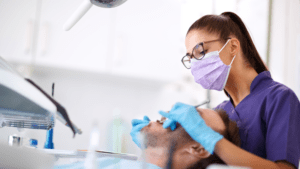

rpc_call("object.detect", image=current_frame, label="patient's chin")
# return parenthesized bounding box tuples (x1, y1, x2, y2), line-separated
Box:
(145, 132, 159, 148)
(142, 130, 171, 149)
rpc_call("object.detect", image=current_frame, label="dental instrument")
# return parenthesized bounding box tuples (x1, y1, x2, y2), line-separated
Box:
(44, 83, 55, 149)
(158, 100, 210, 124)
(194, 100, 210, 108)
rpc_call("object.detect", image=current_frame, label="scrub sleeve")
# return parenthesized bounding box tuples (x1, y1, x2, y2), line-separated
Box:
(214, 71, 300, 168)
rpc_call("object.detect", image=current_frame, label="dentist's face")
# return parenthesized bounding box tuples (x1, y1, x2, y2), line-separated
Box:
(185, 29, 232, 66)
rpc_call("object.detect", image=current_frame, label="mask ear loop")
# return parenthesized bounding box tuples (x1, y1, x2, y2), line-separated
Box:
(229, 55, 236, 66)
(221, 54, 236, 90)
(218, 39, 231, 54)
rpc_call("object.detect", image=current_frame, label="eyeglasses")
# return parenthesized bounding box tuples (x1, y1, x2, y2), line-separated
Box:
(181, 38, 230, 69)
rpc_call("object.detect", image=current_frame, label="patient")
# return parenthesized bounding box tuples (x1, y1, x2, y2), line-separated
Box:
(141, 108, 240, 169)
(53, 109, 240, 169)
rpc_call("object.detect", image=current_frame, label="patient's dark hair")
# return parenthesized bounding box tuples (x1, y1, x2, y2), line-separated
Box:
(187, 109, 240, 169)
(142, 109, 240, 169)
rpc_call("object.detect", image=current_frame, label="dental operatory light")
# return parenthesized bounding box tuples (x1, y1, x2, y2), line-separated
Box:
(63, 0, 127, 31)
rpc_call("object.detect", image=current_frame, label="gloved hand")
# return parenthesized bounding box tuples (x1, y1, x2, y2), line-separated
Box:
(162, 119, 177, 131)
(160, 104, 180, 131)
(130, 116, 150, 148)
(159, 102, 223, 154)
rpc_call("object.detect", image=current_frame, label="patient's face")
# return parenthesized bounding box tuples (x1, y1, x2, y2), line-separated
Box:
(140, 120, 173, 149)
(140, 108, 226, 169)
(141, 108, 225, 147)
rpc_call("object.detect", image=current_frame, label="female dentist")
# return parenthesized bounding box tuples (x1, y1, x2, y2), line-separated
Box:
(131, 12, 300, 169)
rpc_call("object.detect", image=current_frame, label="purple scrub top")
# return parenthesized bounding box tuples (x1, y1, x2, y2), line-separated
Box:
(214, 71, 300, 168)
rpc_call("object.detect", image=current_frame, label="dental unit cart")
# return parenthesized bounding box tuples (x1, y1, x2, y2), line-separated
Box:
(0, 56, 137, 168)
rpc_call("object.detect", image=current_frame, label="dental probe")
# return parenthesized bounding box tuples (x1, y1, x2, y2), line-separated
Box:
(157, 100, 210, 124)
(194, 100, 210, 108)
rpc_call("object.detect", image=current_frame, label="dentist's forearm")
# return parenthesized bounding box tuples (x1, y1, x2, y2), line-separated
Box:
(214, 138, 287, 169)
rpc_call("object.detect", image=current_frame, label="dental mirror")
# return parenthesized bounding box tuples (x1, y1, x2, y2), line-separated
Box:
(158, 100, 210, 124)
(194, 100, 210, 108)
(63, 0, 127, 31)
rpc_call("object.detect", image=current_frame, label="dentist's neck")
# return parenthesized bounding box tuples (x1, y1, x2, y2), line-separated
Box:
(224, 57, 258, 107)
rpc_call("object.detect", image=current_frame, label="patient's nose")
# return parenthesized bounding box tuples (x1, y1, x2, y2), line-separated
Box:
(157, 117, 167, 124)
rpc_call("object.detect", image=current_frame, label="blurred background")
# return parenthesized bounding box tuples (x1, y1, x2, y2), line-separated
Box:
(0, 0, 299, 157)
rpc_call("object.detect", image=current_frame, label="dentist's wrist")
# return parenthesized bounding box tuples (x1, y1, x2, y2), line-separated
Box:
(190, 122, 224, 154)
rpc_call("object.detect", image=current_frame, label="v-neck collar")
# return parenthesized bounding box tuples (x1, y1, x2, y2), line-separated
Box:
(226, 71, 273, 109)
(249, 71, 273, 93)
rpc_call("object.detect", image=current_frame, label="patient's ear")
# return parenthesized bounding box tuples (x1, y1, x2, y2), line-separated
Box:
(186, 142, 211, 159)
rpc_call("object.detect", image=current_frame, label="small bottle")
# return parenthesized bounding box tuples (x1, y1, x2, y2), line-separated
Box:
(84, 122, 100, 169)
(21, 137, 38, 148)
(112, 108, 122, 153)
(8, 135, 22, 147)
(29, 139, 38, 148)
(44, 128, 54, 149)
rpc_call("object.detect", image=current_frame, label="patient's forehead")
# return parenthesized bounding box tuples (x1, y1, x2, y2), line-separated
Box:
(197, 108, 226, 134)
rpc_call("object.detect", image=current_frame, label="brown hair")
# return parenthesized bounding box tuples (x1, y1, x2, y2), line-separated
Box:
(187, 12, 268, 74)
(187, 109, 240, 169)
(143, 109, 240, 168)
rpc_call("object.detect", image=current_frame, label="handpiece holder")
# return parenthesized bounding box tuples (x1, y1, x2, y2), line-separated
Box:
(0, 56, 81, 136)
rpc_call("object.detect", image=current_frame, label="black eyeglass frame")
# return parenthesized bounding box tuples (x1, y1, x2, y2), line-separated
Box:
(181, 38, 231, 69)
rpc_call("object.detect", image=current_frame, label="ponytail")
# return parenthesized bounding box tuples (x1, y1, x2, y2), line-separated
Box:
(221, 12, 268, 73)
(187, 12, 268, 74)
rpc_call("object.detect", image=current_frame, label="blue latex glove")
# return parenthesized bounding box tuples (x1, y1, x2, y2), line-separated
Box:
(161, 104, 180, 131)
(162, 119, 177, 131)
(159, 102, 223, 154)
(130, 116, 150, 148)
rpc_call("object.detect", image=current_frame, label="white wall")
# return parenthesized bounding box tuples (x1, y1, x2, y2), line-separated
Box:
(269, 0, 300, 95)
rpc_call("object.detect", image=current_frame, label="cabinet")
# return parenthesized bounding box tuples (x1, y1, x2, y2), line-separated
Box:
(111, 0, 183, 81)
(0, 0, 184, 82)
(0, 0, 37, 64)
(35, 0, 111, 72)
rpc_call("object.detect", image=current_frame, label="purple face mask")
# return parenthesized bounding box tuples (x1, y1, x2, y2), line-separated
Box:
(191, 40, 236, 91)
